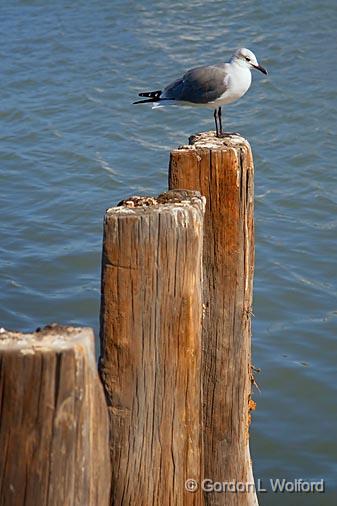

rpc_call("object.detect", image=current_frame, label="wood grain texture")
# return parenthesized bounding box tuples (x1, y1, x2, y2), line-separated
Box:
(169, 133, 257, 506)
(0, 324, 111, 506)
(99, 191, 205, 506)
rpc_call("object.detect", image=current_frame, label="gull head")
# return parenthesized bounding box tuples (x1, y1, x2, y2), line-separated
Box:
(232, 48, 267, 75)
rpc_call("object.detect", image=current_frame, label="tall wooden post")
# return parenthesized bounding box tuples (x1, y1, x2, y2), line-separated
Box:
(169, 132, 257, 506)
(0, 324, 111, 506)
(99, 191, 205, 505)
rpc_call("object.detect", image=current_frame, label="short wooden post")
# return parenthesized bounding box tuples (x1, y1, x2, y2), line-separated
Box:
(0, 324, 111, 506)
(169, 132, 257, 506)
(99, 191, 205, 505)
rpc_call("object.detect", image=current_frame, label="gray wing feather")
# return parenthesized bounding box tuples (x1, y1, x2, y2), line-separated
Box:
(163, 64, 230, 103)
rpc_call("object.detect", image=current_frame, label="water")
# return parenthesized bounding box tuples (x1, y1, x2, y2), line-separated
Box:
(1, 1, 336, 503)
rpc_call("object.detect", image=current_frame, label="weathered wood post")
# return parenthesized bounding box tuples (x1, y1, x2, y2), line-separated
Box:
(99, 191, 205, 505)
(169, 132, 257, 505)
(0, 324, 111, 506)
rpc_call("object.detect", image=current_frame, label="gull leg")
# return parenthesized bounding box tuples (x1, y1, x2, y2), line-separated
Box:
(213, 109, 219, 137)
(217, 107, 241, 137)
(218, 107, 223, 136)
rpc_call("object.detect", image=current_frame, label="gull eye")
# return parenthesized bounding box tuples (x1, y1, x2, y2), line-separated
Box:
(245, 56, 250, 62)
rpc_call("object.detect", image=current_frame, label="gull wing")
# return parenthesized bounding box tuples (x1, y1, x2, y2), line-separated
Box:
(162, 63, 230, 104)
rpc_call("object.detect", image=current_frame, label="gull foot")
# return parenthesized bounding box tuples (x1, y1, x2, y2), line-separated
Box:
(217, 131, 241, 138)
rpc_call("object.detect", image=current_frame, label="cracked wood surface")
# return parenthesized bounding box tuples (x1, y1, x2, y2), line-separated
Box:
(99, 191, 205, 505)
(0, 324, 111, 506)
(169, 132, 257, 506)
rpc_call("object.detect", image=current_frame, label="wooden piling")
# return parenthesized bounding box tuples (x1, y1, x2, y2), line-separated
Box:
(99, 191, 205, 505)
(0, 324, 111, 506)
(169, 132, 257, 506)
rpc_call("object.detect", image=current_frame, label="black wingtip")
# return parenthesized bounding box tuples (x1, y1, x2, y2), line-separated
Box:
(138, 90, 162, 99)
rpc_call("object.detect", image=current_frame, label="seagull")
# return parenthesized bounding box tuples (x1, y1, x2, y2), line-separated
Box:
(133, 48, 267, 137)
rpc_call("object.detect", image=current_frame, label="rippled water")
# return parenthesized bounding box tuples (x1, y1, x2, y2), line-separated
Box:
(1, 1, 336, 504)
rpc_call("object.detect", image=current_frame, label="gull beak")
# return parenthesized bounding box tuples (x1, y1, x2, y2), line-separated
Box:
(254, 63, 268, 75)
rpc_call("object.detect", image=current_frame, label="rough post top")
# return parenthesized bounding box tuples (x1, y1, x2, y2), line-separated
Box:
(0, 323, 95, 352)
(175, 131, 251, 152)
(106, 189, 206, 217)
